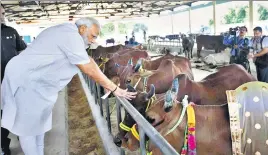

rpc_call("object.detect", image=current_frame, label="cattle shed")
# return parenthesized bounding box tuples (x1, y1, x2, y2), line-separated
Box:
(1, 1, 267, 155)
(1, 0, 260, 36)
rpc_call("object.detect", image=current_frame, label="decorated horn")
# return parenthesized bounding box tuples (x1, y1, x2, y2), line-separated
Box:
(134, 62, 141, 72)
(115, 63, 120, 68)
(164, 90, 173, 112)
(128, 58, 133, 65)
(146, 84, 155, 100)
(134, 59, 142, 72)
(171, 78, 179, 94)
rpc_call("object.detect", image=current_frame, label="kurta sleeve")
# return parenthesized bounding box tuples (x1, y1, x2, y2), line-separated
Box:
(262, 37, 268, 48)
(58, 32, 90, 65)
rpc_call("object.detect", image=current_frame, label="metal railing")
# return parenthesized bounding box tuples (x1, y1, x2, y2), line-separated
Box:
(80, 72, 180, 155)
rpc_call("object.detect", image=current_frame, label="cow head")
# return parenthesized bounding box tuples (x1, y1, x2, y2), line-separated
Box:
(125, 59, 153, 88)
(145, 92, 186, 135)
(114, 84, 156, 148)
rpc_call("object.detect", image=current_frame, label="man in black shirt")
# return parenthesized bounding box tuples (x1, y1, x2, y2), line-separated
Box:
(1, 3, 27, 155)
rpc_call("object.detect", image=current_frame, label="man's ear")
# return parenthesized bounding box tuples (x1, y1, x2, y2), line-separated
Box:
(78, 25, 87, 35)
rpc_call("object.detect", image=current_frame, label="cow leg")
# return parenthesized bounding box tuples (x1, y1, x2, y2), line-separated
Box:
(197, 45, 202, 58)
(191, 48, 193, 59)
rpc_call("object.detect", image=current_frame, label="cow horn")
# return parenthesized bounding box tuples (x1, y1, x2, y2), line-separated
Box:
(146, 84, 155, 100)
(115, 63, 120, 68)
(134, 59, 142, 71)
(164, 90, 173, 112)
(128, 58, 133, 66)
(171, 78, 179, 94)
(126, 84, 136, 92)
(134, 62, 141, 72)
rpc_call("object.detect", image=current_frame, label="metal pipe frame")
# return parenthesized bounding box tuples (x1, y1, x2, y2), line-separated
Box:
(116, 97, 179, 155)
(78, 72, 121, 155)
(80, 72, 179, 155)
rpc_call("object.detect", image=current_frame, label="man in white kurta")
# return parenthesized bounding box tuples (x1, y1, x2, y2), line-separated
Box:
(1, 17, 136, 155)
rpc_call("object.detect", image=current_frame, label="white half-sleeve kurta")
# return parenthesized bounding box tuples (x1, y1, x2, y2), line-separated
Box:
(1, 23, 90, 136)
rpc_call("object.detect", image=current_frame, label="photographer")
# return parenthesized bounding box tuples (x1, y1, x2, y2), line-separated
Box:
(223, 26, 249, 64)
(248, 26, 268, 82)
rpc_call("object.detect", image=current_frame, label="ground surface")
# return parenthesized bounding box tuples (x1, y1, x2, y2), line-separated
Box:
(68, 75, 105, 155)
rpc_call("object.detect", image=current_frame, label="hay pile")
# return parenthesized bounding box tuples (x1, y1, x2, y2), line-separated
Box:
(68, 75, 105, 155)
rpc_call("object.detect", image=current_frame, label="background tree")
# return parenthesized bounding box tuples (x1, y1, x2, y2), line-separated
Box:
(100, 22, 115, 37)
(118, 22, 128, 34)
(132, 23, 148, 33)
(258, 5, 268, 21)
(222, 6, 248, 24)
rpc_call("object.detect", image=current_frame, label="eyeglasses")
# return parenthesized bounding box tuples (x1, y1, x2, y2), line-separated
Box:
(91, 34, 98, 39)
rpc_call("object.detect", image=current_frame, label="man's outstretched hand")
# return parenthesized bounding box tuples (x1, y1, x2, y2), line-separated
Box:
(112, 87, 137, 100)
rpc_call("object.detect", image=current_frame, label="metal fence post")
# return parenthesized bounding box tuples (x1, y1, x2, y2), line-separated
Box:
(105, 98, 112, 133)
(139, 126, 146, 155)
(96, 84, 104, 116)
(116, 98, 126, 155)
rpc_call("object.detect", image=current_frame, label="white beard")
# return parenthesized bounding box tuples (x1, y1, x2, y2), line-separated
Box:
(82, 31, 90, 49)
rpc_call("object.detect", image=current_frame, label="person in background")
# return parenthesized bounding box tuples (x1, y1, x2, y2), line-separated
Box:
(1, 3, 27, 155)
(248, 26, 268, 82)
(124, 36, 129, 45)
(223, 26, 249, 64)
(1, 17, 136, 155)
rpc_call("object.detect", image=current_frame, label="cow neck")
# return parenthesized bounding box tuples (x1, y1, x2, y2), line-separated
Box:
(148, 103, 197, 155)
(183, 81, 201, 105)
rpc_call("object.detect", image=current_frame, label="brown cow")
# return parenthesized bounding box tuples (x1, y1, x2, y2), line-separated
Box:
(163, 64, 256, 111)
(125, 58, 194, 94)
(87, 44, 125, 58)
(119, 64, 256, 151)
(196, 35, 227, 58)
(103, 49, 150, 83)
(113, 84, 165, 148)
(109, 52, 192, 88)
(145, 83, 268, 155)
(145, 95, 232, 155)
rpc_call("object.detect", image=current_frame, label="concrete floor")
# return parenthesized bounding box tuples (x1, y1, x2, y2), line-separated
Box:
(8, 88, 68, 155)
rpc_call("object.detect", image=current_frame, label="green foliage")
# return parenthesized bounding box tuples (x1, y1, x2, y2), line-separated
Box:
(118, 23, 128, 34)
(258, 5, 268, 21)
(132, 23, 148, 33)
(101, 23, 115, 37)
(209, 19, 214, 27)
(223, 6, 248, 24)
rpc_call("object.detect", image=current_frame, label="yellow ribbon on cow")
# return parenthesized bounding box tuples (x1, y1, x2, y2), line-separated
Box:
(119, 122, 131, 132)
(98, 57, 109, 68)
(131, 124, 140, 141)
(187, 104, 196, 133)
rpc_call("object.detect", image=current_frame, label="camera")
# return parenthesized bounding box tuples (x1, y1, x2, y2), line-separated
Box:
(229, 27, 240, 36)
